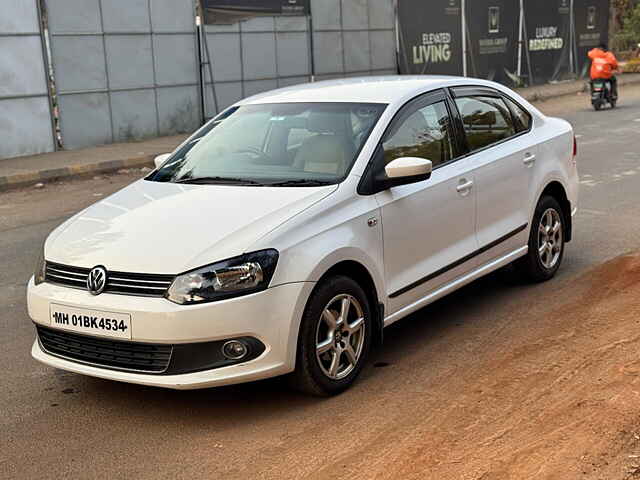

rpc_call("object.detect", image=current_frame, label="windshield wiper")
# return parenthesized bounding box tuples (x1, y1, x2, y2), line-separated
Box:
(174, 176, 265, 185)
(266, 179, 334, 187)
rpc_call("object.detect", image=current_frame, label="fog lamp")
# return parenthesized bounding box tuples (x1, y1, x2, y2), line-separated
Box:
(222, 340, 248, 360)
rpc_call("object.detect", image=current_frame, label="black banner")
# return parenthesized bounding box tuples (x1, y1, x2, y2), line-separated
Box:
(398, 0, 463, 76)
(465, 0, 520, 86)
(201, 0, 309, 24)
(574, 0, 610, 77)
(524, 0, 572, 84)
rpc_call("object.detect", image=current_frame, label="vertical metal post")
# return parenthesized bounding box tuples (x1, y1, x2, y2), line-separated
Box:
(147, 0, 161, 137)
(308, 13, 315, 82)
(37, 0, 60, 150)
(197, 0, 217, 118)
(96, 0, 115, 143)
(461, 0, 467, 77)
(523, 8, 534, 85)
(569, 0, 575, 75)
(393, 0, 400, 74)
(196, 21, 206, 124)
(517, 0, 524, 77)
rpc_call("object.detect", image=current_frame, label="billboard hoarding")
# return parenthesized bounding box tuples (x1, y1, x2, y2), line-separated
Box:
(398, 0, 463, 76)
(574, 0, 610, 78)
(466, 0, 520, 86)
(523, 0, 573, 84)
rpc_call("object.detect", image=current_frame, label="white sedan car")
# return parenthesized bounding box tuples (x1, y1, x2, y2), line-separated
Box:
(28, 76, 578, 395)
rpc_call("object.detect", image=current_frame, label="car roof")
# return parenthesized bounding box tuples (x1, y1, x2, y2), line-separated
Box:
(234, 75, 547, 123)
(238, 75, 504, 106)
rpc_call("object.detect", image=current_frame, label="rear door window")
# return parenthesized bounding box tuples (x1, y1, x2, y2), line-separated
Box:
(454, 96, 517, 152)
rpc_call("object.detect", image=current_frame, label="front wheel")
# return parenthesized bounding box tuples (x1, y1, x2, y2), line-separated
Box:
(290, 275, 372, 396)
(513, 196, 565, 282)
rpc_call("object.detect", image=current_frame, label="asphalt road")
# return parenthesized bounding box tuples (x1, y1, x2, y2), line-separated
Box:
(2, 85, 640, 479)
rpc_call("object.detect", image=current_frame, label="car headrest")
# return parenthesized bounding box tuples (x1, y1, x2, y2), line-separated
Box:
(307, 111, 345, 134)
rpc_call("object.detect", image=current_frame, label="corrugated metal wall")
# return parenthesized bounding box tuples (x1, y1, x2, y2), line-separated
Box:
(0, 0, 55, 158)
(46, 0, 201, 150)
(1, 0, 397, 158)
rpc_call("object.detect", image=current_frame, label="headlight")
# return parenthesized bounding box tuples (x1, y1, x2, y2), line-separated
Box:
(34, 247, 46, 285)
(166, 249, 279, 305)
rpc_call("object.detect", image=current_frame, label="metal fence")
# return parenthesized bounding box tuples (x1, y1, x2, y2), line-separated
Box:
(311, 0, 397, 80)
(201, 0, 398, 119)
(202, 14, 313, 119)
(0, 0, 55, 158)
(1, 0, 397, 158)
(46, 0, 201, 150)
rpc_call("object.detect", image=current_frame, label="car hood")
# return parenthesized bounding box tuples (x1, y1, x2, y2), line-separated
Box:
(46, 179, 337, 274)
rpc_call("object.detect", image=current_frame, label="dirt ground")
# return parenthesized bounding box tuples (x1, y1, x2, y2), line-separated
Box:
(303, 254, 640, 480)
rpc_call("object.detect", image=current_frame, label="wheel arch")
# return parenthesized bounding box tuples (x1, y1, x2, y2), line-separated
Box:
(315, 260, 384, 348)
(539, 181, 572, 242)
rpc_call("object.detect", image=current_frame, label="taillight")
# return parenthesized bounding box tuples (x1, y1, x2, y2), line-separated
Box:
(572, 135, 577, 159)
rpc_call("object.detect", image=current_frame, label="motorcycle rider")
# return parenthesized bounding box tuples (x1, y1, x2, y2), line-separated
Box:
(588, 43, 619, 100)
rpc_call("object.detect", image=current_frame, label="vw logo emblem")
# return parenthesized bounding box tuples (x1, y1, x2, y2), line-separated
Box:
(87, 266, 107, 295)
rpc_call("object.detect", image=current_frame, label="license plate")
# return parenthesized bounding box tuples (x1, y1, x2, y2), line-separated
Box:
(49, 303, 132, 339)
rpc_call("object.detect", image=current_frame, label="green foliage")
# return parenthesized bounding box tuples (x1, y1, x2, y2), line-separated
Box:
(613, 4, 640, 52)
(621, 4, 640, 42)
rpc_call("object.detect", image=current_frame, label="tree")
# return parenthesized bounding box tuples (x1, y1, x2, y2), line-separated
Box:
(613, 1, 640, 51)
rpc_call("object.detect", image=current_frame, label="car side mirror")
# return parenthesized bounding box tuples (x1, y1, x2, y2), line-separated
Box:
(154, 153, 171, 169)
(378, 157, 432, 190)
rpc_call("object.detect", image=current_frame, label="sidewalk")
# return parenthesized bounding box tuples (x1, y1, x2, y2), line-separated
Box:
(2, 73, 640, 192)
(0, 134, 187, 192)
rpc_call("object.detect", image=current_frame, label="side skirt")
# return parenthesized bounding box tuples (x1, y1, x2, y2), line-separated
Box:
(383, 246, 528, 327)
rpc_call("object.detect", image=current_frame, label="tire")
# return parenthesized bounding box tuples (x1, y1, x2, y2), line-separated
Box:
(593, 100, 602, 111)
(610, 99, 617, 108)
(289, 275, 372, 396)
(513, 195, 566, 283)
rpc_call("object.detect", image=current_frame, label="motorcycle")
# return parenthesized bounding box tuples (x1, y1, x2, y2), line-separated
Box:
(590, 79, 616, 110)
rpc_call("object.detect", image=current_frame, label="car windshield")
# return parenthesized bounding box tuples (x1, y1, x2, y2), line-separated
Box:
(147, 102, 387, 186)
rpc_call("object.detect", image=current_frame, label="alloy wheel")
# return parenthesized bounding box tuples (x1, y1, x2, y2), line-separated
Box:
(537, 208, 563, 269)
(315, 294, 366, 380)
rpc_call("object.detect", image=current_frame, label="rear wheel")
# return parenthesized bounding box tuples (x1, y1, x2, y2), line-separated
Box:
(290, 275, 372, 396)
(513, 196, 565, 282)
(593, 100, 602, 111)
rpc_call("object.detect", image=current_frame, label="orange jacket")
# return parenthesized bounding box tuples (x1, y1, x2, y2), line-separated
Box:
(588, 48, 618, 79)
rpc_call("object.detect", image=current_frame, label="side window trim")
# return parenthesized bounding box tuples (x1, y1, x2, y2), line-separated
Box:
(447, 86, 532, 159)
(501, 94, 533, 134)
(380, 90, 447, 143)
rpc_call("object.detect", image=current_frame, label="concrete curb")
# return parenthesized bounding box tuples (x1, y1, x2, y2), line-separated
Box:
(0, 154, 155, 193)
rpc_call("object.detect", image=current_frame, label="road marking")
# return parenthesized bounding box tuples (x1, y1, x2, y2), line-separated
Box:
(575, 134, 584, 139)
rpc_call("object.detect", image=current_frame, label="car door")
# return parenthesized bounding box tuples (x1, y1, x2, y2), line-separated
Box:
(450, 88, 534, 263)
(373, 90, 479, 315)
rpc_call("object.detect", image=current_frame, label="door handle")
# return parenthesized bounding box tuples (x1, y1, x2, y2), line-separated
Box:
(523, 153, 536, 165)
(456, 179, 474, 193)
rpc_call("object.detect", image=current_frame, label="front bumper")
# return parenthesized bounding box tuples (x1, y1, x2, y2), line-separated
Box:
(28, 278, 314, 389)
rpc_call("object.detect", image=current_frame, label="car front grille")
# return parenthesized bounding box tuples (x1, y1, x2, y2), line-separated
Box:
(37, 325, 172, 373)
(45, 261, 174, 297)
